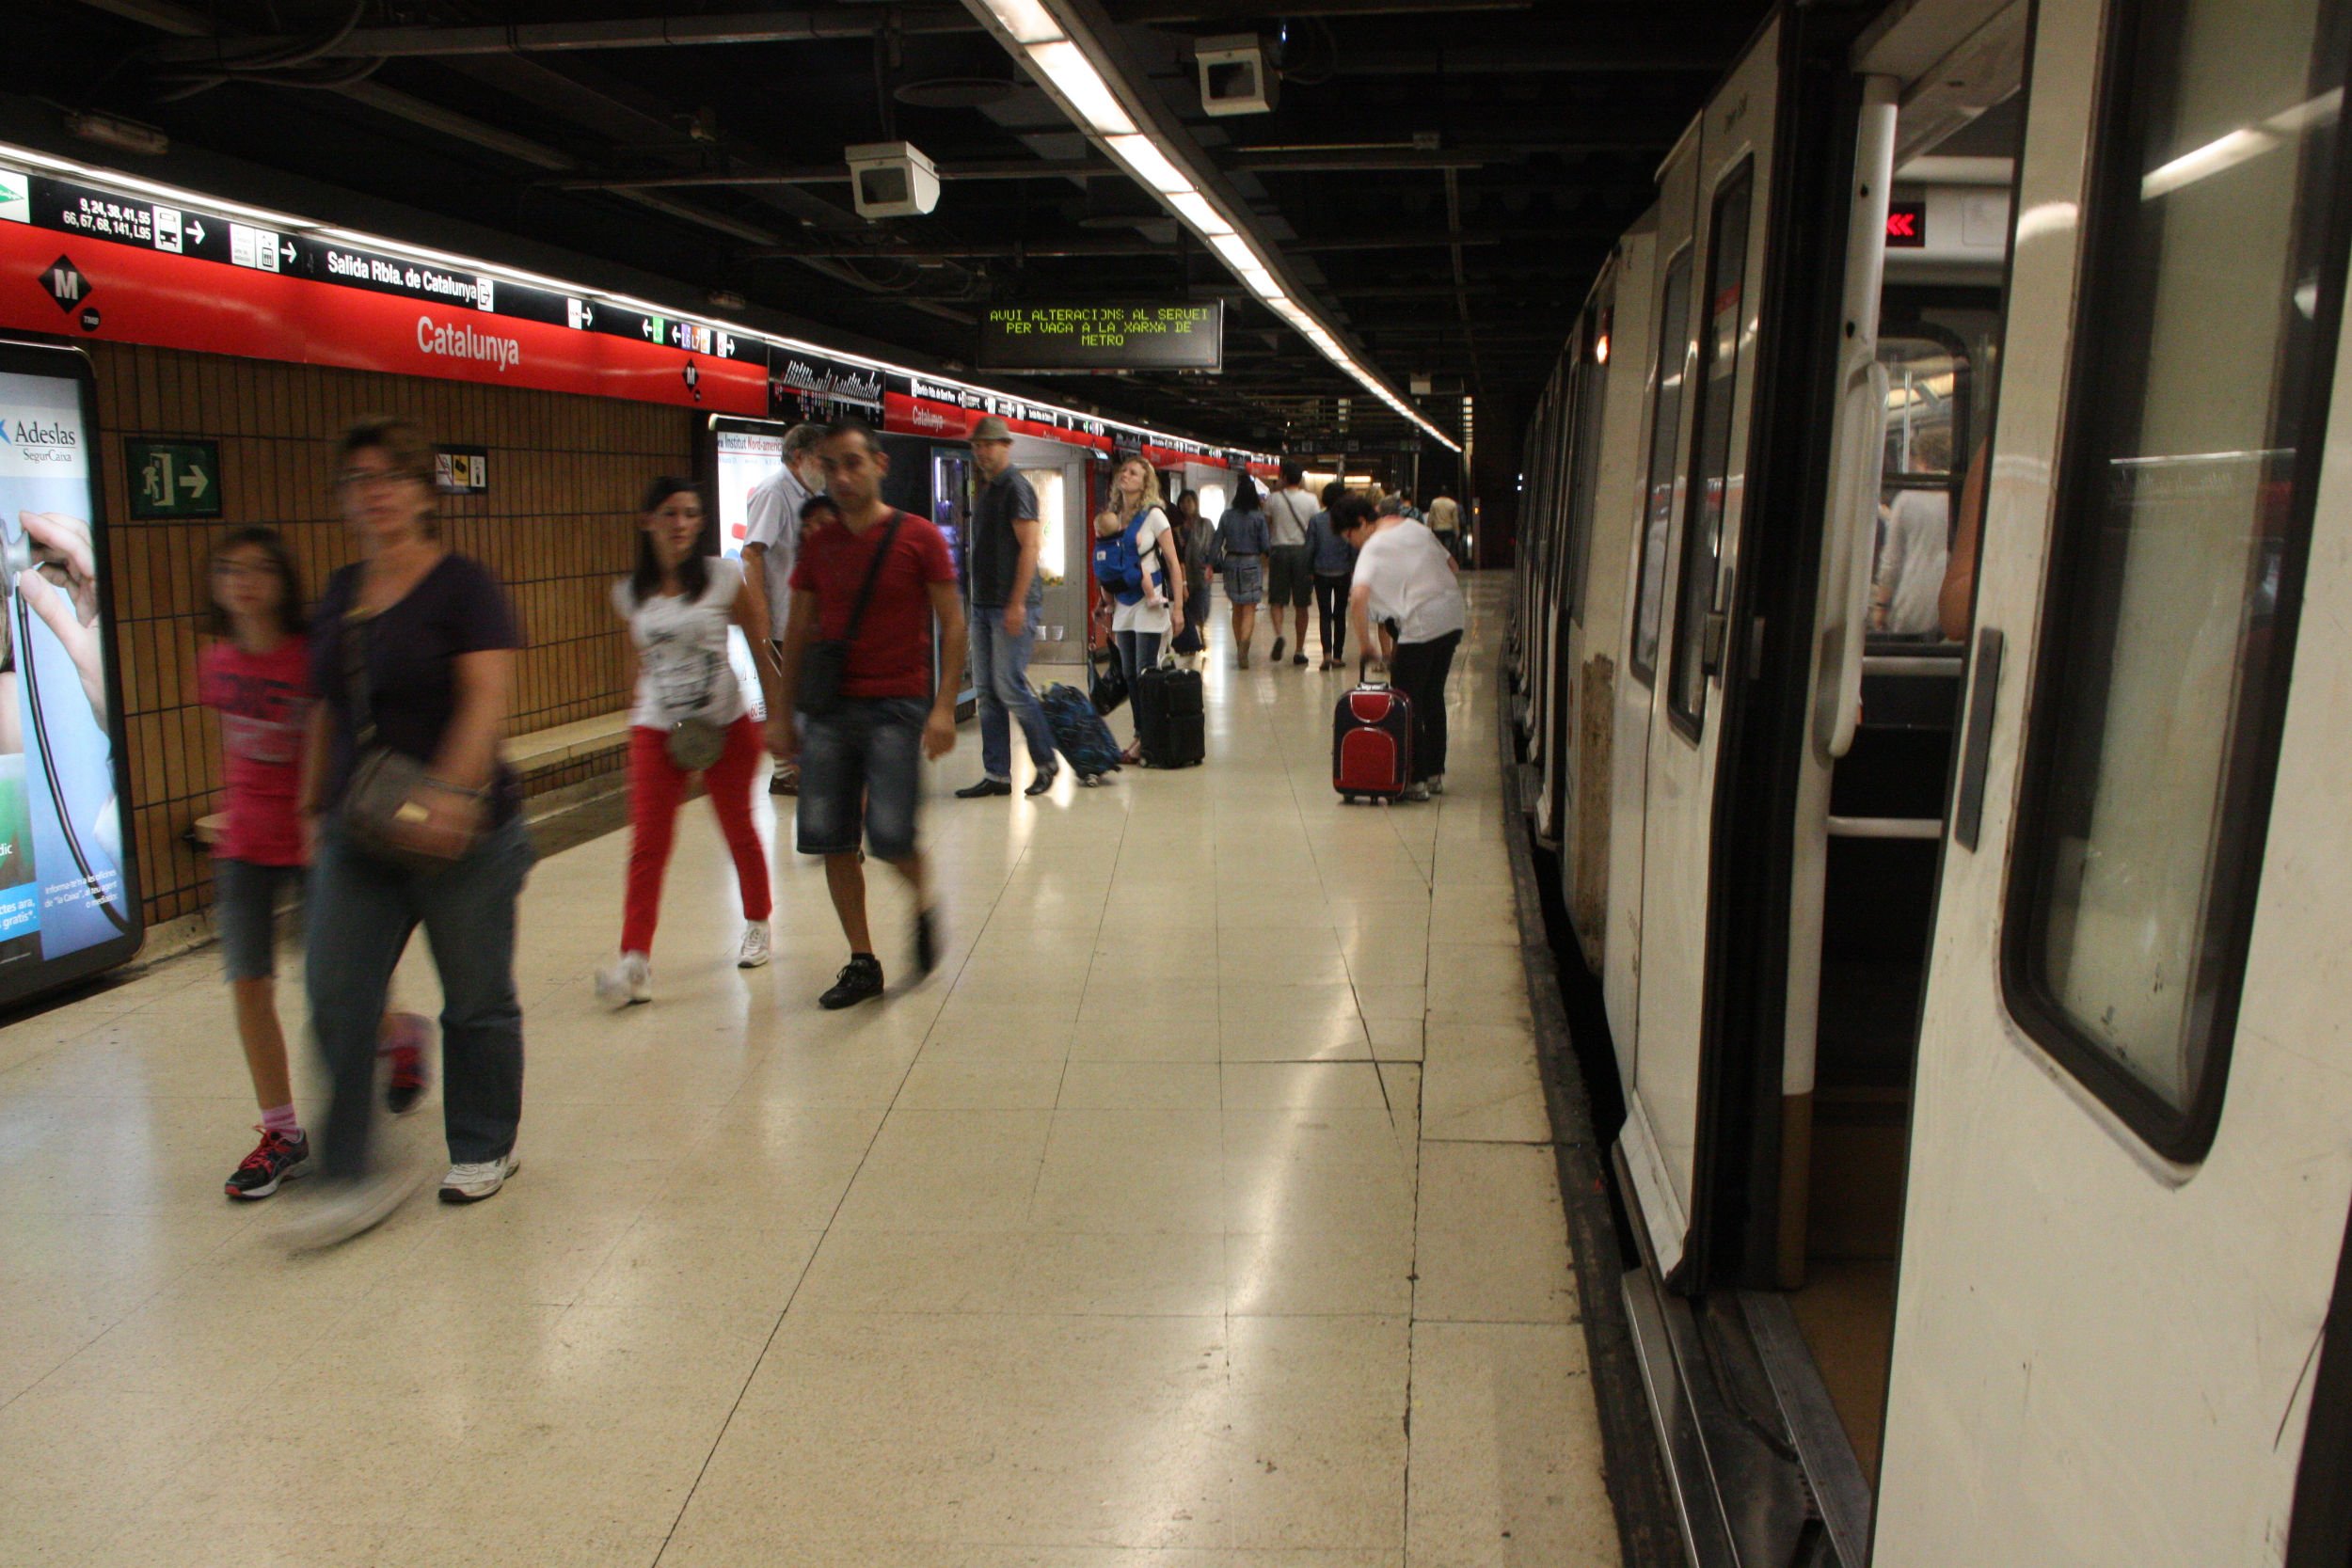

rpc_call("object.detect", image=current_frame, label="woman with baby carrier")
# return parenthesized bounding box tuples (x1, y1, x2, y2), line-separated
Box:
(1092, 456, 1185, 767)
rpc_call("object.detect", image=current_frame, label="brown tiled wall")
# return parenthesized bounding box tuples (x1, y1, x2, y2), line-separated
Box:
(89, 344, 691, 927)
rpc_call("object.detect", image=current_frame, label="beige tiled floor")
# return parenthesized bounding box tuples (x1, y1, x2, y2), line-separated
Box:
(0, 577, 1616, 1566)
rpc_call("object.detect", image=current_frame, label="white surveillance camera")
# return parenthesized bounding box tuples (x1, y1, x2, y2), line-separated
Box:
(844, 142, 941, 218)
(1195, 35, 1278, 117)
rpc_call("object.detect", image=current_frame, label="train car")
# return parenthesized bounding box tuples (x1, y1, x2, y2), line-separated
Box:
(1512, 0, 2352, 1562)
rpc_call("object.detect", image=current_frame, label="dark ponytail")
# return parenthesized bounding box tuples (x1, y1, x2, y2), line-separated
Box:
(630, 476, 711, 606)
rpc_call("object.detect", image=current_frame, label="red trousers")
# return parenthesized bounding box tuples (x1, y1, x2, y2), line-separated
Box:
(623, 714, 771, 956)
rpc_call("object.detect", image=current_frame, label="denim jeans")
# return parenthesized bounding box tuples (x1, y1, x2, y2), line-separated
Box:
(306, 815, 534, 1180)
(969, 597, 1057, 783)
(1114, 629, 1163, 695)
(795, 697, 930, 861)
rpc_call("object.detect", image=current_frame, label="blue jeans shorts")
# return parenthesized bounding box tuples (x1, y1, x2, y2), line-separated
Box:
(215, 857, 302, 982)
(796, 696, 929, 862)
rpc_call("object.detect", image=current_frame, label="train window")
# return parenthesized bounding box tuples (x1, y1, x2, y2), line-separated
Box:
(1873, 332, 1969, 641)
(1668, 162, 1756, 733)
(2004, 0, 2352, 1160)
(1629, 249, 1694, 683)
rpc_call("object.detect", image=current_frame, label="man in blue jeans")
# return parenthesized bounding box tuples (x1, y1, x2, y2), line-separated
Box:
(954, 416, 1060, 799)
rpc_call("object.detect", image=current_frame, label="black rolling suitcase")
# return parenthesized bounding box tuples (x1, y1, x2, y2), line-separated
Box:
(1333, 677, 1412, 802)
(1134, 657, 1205, 768)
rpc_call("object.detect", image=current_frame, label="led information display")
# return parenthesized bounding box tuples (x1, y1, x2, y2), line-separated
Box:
(977, 303, 1222, 373)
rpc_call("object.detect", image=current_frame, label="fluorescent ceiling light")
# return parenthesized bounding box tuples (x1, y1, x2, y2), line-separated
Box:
(1024, 42, 1135, 135)
(1207, 231, 1260, 272)
(1166, 191, 1232, 235)
(981, 0, 1065, 44)
(1104, 135, 1192, 196)
(5, 146, 317, 230)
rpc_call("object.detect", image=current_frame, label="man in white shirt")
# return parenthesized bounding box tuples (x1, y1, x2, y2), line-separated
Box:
(1340, 493, 1466, 801)
(1263, 461, 1320, 667)
(741, 422, 824, 793)
(1425, 494, 1462, 562)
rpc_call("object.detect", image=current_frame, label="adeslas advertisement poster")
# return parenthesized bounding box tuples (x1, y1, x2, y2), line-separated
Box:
(0, 350, 137, 993)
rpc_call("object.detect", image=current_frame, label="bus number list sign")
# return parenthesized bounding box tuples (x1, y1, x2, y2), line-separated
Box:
(977, 304, 1222, 373)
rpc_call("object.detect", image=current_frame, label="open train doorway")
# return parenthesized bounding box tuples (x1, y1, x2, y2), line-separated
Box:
(1776, 0, 2026, 1498)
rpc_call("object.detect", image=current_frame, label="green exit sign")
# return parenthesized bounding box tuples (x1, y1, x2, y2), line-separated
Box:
(127, 439, 222, 519)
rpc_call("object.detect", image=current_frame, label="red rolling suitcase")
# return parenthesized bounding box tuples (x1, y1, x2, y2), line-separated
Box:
(1333, 679, 1413, 803)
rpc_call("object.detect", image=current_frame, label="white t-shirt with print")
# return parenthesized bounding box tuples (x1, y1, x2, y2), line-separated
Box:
(1111, 507, 1175, 634)
(1351, 518, 1467, 646)
(615, 557, 749, 729)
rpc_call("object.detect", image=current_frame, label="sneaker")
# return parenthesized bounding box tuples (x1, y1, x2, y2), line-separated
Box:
(381, 1012, 433, 1116)
(1270, 636, 1286, 662)
(226, 1128, 311, 1200)
(955, 778, 1012, 799)
(595, 951, 653, 1008)
(913, 907, 941, 982)
(280, 1163, 429, 1251)
(769, 764, 800, 797)
(1403, 781, 1432, 802)
(1292, 650, 1309, 666)
(1429, 773, 1446, 796)
(738, 921, 771, 970)
(440, 1153, 519, 1204)
(820, 955, 885, 1010)
(1025, 766, 1058, 798)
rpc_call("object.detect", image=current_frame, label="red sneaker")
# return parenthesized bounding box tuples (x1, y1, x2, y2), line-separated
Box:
(381, 1012, 434, 1116)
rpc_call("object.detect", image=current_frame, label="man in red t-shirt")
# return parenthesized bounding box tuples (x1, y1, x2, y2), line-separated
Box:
(777, 418, 967, 1009)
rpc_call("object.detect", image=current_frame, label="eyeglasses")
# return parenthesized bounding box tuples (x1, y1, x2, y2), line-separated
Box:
(332, 467, 420, 492)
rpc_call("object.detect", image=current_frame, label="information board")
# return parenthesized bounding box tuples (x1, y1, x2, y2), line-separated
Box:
(0, 340, 141, 1004)
(977, 304, 1222, 373)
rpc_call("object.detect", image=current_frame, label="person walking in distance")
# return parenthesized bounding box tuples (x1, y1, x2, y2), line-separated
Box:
(1305, 483, 1358, 670)
(954, 417, 1059, 800)
(596, 479, 790, 1008)
(1338, 493, 1466, 801)
(774, 420, 967, 1009)
(1263, 461, 1319, 667)
(201, 527, 433, 1199)
(1425, 491, 1463, 564)
(288, 417, 533, 1247)
(740, 422, 824, 796)
(1213, 475, 1269, 668)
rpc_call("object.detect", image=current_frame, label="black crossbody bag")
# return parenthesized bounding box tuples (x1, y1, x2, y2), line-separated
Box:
(795, 515, 902, 719)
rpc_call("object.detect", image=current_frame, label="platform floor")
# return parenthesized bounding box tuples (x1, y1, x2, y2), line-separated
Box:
(0, 575, 1617, 1567)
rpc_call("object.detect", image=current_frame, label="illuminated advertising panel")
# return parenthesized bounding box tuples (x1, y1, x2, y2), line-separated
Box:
(0, 341, 139, 1001)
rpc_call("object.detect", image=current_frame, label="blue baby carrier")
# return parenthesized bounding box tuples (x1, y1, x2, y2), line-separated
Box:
(1090, 511, 1152, 605)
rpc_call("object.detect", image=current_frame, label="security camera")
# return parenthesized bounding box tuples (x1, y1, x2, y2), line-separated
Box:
(845, 142, 941, 218)
(1195, 35, 1278, 117)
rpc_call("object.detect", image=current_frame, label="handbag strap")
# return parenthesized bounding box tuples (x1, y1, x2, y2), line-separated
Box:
(839, 514, 904, 647)
(341, 602, 379, 750)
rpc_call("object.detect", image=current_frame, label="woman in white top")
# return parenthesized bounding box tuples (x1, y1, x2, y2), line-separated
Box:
(1338, 494, 1467, 800)
(596, 477, 788, 1006)
(1105, 455, 1185, 765)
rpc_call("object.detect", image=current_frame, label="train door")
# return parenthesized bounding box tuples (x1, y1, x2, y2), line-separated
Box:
(1607, 197, 1699, 1085)
(1873, 0, 2352, 1560)
(1623, 20, 1782, 1275)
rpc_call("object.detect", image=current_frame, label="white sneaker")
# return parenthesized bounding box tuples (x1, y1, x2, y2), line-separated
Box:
(1403, 781, 1432, 802)
(595, 951, 652, 1007)
(280, 1163, 429, 1252)
(440, 1153, 519, 1204)
(737, 921, 771, 969)
(1429, 774, 1446, 796)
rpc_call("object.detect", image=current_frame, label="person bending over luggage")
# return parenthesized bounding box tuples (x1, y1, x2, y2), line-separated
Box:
(773, 420, 966, 1010)
(1338, 493, 1466, 802)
